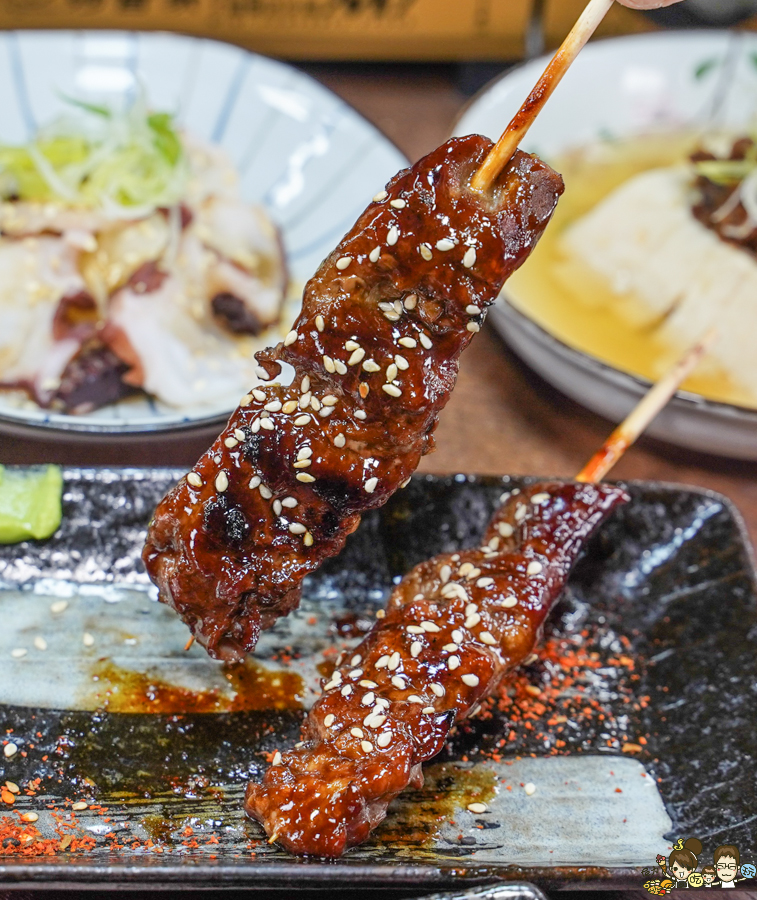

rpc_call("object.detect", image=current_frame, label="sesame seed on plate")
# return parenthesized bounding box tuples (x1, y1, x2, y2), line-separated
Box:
(382, 384, 402, 397)
(467, 322, 480, 333)
(83, 633, 95, 647)
(387, 226, 399, 246)
(215, 472, 229, 493)
(410, 641, 422, 658)
(399, 337, 416, 348)
(3, 743, 17, 758)
(436, 238, 455, 251)
(50, 600, 68, 614)
(336, 256, 352, 270)
(361, 740, 374, 753)
(467, 801, 487, 813)
(463, 247, 477, 268)
(365, 477, 378, 494)
(10, 648, 26, 659)
(377, 732, 392, 748)
(72, 801, 88, 811)
(284, 329, 298, 346)
(527, 561, 543, 575)
(369, 246, 381, 263)
(297, 473, 316, 483)
(187, 472, 202, 487)
(420, 243, 433, 261)
(324, 714, 335, 727)
(462, 673, 480, 687)
(390, 198, 406, 208)
(448, 656, 460, 670)
(34, 636, 47, 651)
(315, 315, 325, 332)
(373, 190, 388, 202)
(524, 782, 536, 795)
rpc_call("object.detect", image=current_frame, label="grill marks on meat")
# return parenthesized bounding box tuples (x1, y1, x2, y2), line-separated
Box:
(244, 481, 629, 857)
(143, 136, 564, 661)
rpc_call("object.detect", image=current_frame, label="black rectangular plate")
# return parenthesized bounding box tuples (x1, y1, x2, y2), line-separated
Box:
(0, 469, 755, 891)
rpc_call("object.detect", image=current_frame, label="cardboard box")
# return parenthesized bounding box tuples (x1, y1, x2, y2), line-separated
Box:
(0, 0, 655, 61)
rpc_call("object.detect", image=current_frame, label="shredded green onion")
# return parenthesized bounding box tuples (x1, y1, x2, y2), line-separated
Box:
(695, 159, 757, 186)
(0, 94, 187, 215)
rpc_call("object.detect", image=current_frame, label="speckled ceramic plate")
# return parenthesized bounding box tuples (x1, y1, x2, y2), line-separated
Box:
(455, 31, 757, 461)
(0, 31, 406, 442)
(0, 469, 755, 890)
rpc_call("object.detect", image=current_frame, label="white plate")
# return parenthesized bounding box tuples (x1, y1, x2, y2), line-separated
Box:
(0, 30, 407, 440)
(455, 31, 757, 461)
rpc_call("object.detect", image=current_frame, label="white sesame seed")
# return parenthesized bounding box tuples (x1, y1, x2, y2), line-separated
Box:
(282, 497, 298, 508)
(362, 360, 380, 374)
(288, 523, 307, 535)
(390, 198, 406, 208)
(515, 504, 527, 521)
(466, 304, 481, 316)
(272, 751, 282, 766)
(336, 256, 352, 270)
(462, 673, 480, 687)
(465, 613, 481, 629)
(251, 419, 261, 433)
(365, 477, 378, 494)
(355, 409, 367, 420)
(420, 333, 433, 349)
(362, 692, 375, 706)
(297, 446, 313, 460)
(463, 247, 477, 268)
(255, 366, 270, 381)
(71, 800, 88, 811)
(480, 632, 497, 646)
(467, 322, 480, 333)
(394, 355, 409, 371)
(377, 732, 392, 748)
(407, 695, 423, 703)
(300, 376, 310, 392)
(294, 415, 310, 426)
(459, 562, 474, 577)
(335, 359, 348, 375)
(443, 643, 459, 653)
(467, 802, 487, 814)
(240, 394, 253, 407)
(50, 600, 68, 614)
(375, 656, 390, 669)
(440, 564, 451, 583)
(187, 472, 202, 488)
(366, 714, 386, 728)
(348, 348, 365, 366)
(388, 651, 401, 670)
(399, 337, 417, 348)
(404, 294, 418, 310)
(34, 636, 47, 651)
(406, 625, 424, 635)
(297, 473, 316, 483)
(315, 315, 325, 332)
(323, 355, 336, 374)
(452, 629, 464, 644)
(234, 429, 246, 441)
(361, 740, 374, 753)
(3, 743, 17, 758)
(369, 246, 381, 263)
(284, 330, 298, 346)
(261, 419, 274, 431)
(498, 522, 514, 538)
(391, 676, 405, 689)
(527, 561, 543, 576)
(323, 678, 339, 691)
(421, 621, 440, 633)
(351, 654, 362, 666)
(273, 499, 282, 515)
(477, 577, 494, 588)
(345, 339, 358, 350)
(373, 190, 388, 202)
(436, 238, 455, 251)
(10, 648, 27, 659)
(264, 401, 282, 412)
(310, 396, 321, 411)
(253, 389, 266, 401)
(466, 603, 478, 615)
(410, 641, 422, 658)
(385, 363, 398, 383)
(382, 384, 402, 398)
(324, 713, 335, 727)
(351, 727, 364, 738)
(524, 782, 536, 796)
(387, 226, 399, 246)
(420, 243, 433, 261)
(531, 492, 550, 505)
(249, 475, 261, 489)
(448, 656, 460, 671)
(83, 633, 95, 647)
(341, 685, 353, 697)
(260, 485, 273, 499)
(333, 433, 346, 449)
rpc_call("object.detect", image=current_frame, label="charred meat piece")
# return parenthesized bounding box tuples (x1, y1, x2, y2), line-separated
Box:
(245, 481, 629, 856)
(143, 135, 564, 661)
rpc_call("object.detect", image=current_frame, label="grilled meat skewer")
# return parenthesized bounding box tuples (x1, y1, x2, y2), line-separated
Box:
(245, 480, 629, 856)
(143, 135, 564, 661)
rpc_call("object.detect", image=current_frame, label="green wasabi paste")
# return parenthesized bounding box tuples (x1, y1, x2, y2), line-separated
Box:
(0, 465, 63, 543)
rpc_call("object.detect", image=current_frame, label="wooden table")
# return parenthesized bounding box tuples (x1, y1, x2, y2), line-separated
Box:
(4, 62, 757, 551)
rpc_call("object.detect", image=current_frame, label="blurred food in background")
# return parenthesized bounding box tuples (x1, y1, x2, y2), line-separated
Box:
(0, 97, 286, 415)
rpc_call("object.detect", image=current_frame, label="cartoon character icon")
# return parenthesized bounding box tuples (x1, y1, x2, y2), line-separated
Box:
(741, 863, 756, 880)
(701, 865, 718, 887)
(714, 844, 742, 887)
(644, 878, 674, 895)
(689, 872, 704, 888)
(667, 837, 703, 889)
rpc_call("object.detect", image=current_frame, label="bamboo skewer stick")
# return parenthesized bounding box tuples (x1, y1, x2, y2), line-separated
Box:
(470, 0, 615, 194)
(575, 327, 718, 484)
